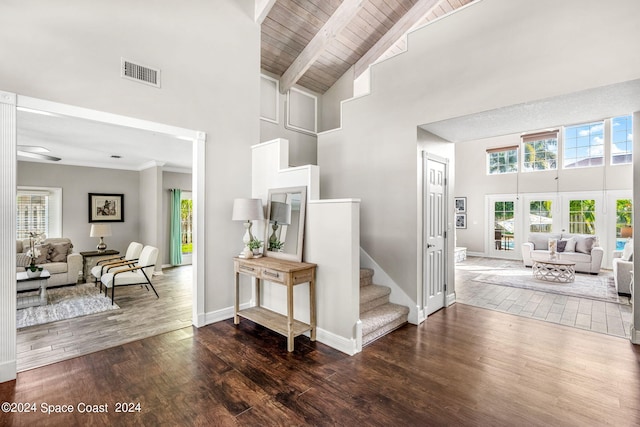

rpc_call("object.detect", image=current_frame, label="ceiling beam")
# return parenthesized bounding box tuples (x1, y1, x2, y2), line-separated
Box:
(255, 0, 276, 24)
(354, 0, 443, 78)
(279, 0, 364, 94)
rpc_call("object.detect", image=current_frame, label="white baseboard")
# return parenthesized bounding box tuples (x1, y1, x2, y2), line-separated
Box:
(631, 325, 640, 345)
(200, 302, 252, 326)
(416, 306, 426, 325)
(467, 251, 485, 257)
(446, 292, 456, 306)
(316, 327, 359, 356)
(0, 359, 17, 383)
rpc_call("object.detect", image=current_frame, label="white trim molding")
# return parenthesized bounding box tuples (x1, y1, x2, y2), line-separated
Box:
(317, 326, 359, 356)
(631, 326, 640, 345)
(0, 90, 17, 383)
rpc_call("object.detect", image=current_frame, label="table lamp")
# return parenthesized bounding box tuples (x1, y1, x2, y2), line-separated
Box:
(232, 198, 264, 257)
(90, 223, 112, 252)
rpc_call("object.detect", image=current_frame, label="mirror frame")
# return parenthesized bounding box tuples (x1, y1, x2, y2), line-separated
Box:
(265, 186, 307, 262)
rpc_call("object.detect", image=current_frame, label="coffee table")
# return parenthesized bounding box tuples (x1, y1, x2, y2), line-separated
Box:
(532, 259, 576, 283)
(17, 270, 51, 309)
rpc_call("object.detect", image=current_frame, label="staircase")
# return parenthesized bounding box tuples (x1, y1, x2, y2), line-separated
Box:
(360, 268, 410, 346)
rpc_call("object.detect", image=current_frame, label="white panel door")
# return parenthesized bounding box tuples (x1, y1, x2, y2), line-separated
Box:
(424, 156, 447, 316)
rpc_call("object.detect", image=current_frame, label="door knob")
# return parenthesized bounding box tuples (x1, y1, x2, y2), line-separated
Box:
(427, 244, 434, 248)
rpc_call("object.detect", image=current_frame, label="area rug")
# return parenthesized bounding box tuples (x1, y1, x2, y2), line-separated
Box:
(471, 268, 626, 304)
(17, 283, 120, 329)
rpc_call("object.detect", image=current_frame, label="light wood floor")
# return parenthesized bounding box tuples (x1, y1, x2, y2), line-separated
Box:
(16, 266, 192, 372)
(2, 303, 639, 426)
(456, 257, 633, 338)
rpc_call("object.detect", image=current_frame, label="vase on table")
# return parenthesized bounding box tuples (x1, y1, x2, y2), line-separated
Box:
(26, 268, 42, 278)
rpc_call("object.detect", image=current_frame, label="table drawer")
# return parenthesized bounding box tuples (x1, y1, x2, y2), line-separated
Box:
(237, 263, 260, 275)
(261, 267, 284, 283)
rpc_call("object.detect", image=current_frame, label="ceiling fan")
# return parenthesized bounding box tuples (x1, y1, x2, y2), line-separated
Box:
(17, 145, 61, 162)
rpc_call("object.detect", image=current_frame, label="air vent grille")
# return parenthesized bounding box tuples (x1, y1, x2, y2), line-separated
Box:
(121, 58, 160, 88)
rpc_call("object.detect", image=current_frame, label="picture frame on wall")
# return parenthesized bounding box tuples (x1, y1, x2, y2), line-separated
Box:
(88, 193, 124, 223)
(455, 197, 466, 213)
(456, 213, 467, 229)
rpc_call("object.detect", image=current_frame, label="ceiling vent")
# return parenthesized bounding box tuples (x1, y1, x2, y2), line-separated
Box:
(121, 58, 160, 88)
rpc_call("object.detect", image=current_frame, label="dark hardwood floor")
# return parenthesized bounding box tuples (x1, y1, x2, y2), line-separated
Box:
(2, 303, 639, 426)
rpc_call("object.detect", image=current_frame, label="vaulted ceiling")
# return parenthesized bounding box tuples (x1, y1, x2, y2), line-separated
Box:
(260, 0, 474, 94)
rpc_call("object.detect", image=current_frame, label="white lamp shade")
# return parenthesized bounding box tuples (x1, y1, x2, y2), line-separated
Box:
(232, 198, 264, 221)
(90, 223, 112, 237)
(270, 201, 291, 225)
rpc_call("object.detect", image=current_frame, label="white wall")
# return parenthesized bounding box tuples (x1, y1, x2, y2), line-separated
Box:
(17, 161, 141, 253)
(320, 66, 355, 132)
(0, 0, 259, 381)
(317, 0, 640, 306)
(260, 72, 319, 166)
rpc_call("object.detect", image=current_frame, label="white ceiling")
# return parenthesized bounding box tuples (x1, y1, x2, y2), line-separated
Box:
(17, 108, 193, 172)
(420, 79, 640, 142)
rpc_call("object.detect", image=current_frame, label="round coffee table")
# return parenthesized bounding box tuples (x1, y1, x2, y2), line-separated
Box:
(532, 259, 576, 283)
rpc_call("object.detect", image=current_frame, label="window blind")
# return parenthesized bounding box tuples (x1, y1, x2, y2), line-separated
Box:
(521, 130, 558, 143)
(486, 145, 518, 154)
(16, 191, 49, 239)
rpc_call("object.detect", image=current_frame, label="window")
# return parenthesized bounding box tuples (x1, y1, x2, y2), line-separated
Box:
(569, 199, 595, 234)
(181, 196, 193, 255)
(615, 199, 633, 250)
(522, 131, 558, 171)
(611, 115, 633, 165)
(16, 187, 62, 240)
(564, 121, 604, 168)
(530, 200, 553, 232)
(487, 146, 518, 175)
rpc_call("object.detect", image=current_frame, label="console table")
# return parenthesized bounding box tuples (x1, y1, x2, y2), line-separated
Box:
(80, 250, 119, 282)
(234, 257, 317, 352)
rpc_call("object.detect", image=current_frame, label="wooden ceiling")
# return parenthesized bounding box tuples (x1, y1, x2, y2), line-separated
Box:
(261, 0, 474, 94)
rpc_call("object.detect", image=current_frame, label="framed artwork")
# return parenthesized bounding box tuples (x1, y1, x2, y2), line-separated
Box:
(455, 197, 466, 213)
(89, 193, 124, 222)
(455, 213, 467, 229)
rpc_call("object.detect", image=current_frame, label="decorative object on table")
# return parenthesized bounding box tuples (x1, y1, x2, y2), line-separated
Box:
(455, 213, 466, 229)
(90, 223, 112, 252)
(548, 238, 557, 260)
(621, 225, 633, 239)
(26, 231, 45, 277)
(265, 186, 307, 262)
(268, 200, 291, 251)
(455, 197, 466, 213)
(248, 238, 263, 257)
(88, 193, 124, 222)
(232, 198, 265, 259)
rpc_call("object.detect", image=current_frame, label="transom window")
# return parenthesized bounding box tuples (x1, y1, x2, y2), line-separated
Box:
(529, 200, 553, 232)
(564, 121, 604, 168)
(522, 131, 558, 172)
(487, 146, 518, 175)
(611, 115, 633, 165)
(569, 199, 595, 234)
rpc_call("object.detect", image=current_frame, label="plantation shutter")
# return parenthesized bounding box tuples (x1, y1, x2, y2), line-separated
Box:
(16, 190, 50, 239)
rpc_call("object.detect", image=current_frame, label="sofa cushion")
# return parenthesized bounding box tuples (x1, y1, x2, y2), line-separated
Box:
(49, 242, 71, 262)
(622, 239, 633, 261)
(560, 237, 576, 252)
(557, 251, 592, 263)
(16, 253, 31, 268)
(42, 262, 68, 274)
(574, 235, 596, 254)
(33, 243, 51, 264)
(557, 240, 568, 252)
(529, 233, 561, 250)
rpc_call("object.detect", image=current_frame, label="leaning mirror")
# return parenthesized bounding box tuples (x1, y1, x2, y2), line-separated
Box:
(265, 186, 307, 262)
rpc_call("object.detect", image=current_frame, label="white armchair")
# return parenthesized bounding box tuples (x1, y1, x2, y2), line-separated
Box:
(613, 239, 633, 296)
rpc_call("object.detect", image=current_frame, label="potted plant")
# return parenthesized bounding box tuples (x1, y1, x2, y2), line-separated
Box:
(248, 238, 263, 256)
(26, 231, 45, 277)
(268, 239, 284, 252)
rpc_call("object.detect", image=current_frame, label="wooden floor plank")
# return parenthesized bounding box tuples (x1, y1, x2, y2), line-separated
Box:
(2, 302, 640, 426)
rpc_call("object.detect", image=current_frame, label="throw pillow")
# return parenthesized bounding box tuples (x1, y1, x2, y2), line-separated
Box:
(575, 236, 596, 254)
(560, 237, 576, 252)
(49, 242, 71, 262)
(621, 239, 634, 261)
(556, 240, 568, 252)
(16, 253, 31, 268)
(33, 243, 51, 264)
(529, 233, 560, 250)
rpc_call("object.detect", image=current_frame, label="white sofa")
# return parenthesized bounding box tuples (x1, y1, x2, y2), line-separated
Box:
(522, 232, 604, 274)
(16, 237, 83, 286)
(612, 239, 633, 295)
